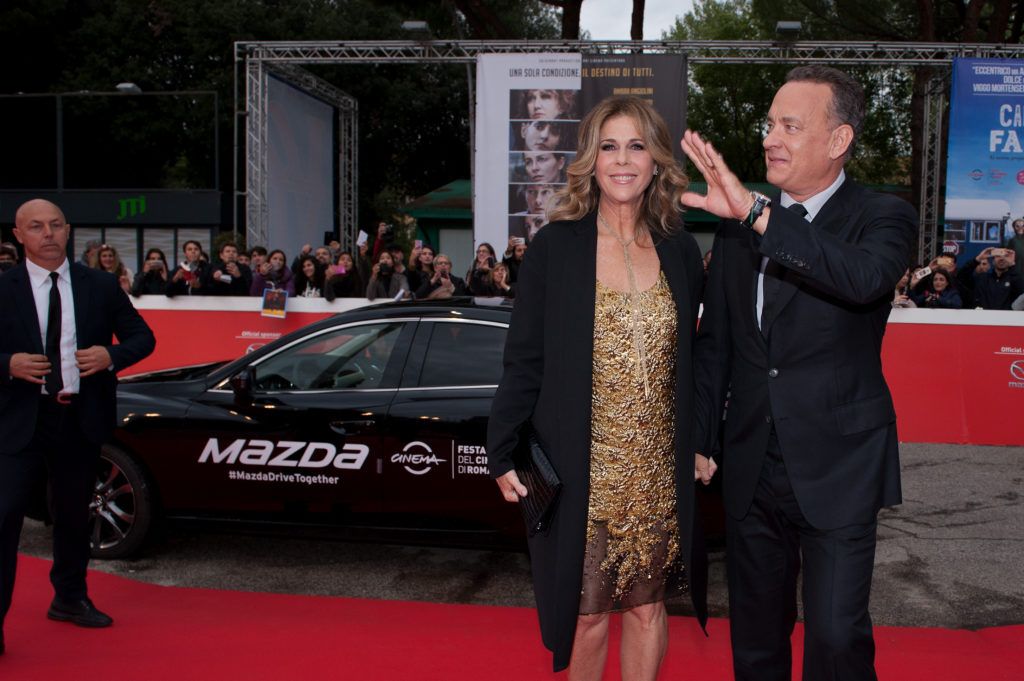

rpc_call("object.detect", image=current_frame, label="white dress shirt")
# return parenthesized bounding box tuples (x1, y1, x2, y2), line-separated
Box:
(25, 257, 80, 395)
(756, 170, 847, 329)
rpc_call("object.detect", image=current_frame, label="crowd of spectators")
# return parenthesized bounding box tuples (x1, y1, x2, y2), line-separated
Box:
(5, 218, 1024, 311)
(6, 221, 526, 302)
(895, 246, 1024, 311)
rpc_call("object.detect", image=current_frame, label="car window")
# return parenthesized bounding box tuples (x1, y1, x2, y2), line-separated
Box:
(253, 322, 405, 391)
(418, 322, 506, 388)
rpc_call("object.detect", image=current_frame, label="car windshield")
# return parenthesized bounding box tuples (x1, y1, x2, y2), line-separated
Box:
(252, 322, 404, 391)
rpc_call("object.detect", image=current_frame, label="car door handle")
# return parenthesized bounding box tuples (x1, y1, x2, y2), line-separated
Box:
(330, 419, 375, 435)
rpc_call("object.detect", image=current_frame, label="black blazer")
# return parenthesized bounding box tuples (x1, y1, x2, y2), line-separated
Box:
(487, 212, 708, 672)
(693, 178, 918, 530)
(0, 261, 156, 452)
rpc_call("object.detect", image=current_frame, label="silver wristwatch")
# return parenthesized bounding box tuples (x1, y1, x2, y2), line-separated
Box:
(742, 191, 771, 229)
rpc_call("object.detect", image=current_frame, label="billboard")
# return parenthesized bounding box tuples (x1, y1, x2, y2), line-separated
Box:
(474, 53, 687, 252)
(944, 58, 1024, 262)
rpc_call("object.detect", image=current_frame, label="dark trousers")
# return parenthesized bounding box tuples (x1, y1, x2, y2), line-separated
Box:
(0, 397, 99, 627)
(726, 432, 878, 681)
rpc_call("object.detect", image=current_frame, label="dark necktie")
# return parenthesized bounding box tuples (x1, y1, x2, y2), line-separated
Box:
(760, 203, 808, 331)
(46, 271, 64, 396)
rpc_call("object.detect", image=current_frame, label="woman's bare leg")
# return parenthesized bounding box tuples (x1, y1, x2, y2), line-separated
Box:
(620, 602, 668, 681)
(568, 613, 610, 681)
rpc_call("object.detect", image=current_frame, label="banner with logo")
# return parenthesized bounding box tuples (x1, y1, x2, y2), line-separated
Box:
(944, 57, 1024, 263)
(122, 300, 1023, 447)
(473, 53, 687, 253)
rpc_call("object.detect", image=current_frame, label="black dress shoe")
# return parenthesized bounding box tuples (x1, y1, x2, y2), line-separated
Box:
(47, 597, 113, 628)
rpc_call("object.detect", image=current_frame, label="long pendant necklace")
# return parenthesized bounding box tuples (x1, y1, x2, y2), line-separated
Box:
(598, 211, 652, 399)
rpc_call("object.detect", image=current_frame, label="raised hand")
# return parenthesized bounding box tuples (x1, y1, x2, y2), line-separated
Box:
(679, 130, 755, 222)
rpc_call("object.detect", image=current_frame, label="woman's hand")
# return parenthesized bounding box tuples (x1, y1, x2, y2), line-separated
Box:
(496, 470, 528, 502)
(679, 130, 755, 223)
(371, 263, 380, 278)
(694, 453, 717, 485)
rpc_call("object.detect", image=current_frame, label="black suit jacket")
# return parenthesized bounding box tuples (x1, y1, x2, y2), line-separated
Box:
(487, 213, 708, 672)
(694, 178, 918, 529)
(0, 261, 156, 452)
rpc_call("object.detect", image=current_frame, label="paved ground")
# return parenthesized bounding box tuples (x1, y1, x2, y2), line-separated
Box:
(18, 442, 1024, 628)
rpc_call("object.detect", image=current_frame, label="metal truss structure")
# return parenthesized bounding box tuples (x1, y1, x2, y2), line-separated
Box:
(241, 61, 358, 251)
(237, 39, 1024, 261)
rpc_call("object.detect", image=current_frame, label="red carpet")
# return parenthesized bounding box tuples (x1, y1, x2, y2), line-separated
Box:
(2, 555, 1021, 679)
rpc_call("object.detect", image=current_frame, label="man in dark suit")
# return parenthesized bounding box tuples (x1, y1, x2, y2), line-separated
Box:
(682, 67, 917, 680)
(0, 199, 155, 655)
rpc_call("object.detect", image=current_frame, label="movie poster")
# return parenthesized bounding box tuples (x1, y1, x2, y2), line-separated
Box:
(474, 53, 688, 253)
(581, 55, 688, 160)
(944, 57, 1024, 263)
(475, 53, 582, 253)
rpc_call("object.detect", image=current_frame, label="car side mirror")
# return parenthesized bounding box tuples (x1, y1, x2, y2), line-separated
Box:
(229, 366, 256, 407)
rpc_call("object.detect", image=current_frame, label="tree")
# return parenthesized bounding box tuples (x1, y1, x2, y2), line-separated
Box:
(748, 0, 1024, 237)
(0, 0, 560, 231)
(666, 1, 790, 184)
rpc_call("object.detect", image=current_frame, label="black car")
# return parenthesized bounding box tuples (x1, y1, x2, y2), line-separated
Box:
(91, 298, 523, 558)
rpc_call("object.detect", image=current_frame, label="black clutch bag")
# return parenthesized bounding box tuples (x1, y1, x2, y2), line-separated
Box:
(514, 428, 562, 536)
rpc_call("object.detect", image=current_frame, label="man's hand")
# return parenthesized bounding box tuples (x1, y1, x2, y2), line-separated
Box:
(9, 353, 50, 385)
(226, 262, 241, 277)
(76, 346, 112, 377)
(496, 469, 528, 502)
(977, 247, 995, 262)
(680, 130, 757, 224)
(695, 453, 718, 486)
(301, 243, 312, 255)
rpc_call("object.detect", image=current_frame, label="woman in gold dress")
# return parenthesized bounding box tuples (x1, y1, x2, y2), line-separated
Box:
(488, 96, 711, 679)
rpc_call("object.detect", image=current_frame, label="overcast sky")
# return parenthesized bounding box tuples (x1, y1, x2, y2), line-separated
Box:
(579, 0, 695, 40)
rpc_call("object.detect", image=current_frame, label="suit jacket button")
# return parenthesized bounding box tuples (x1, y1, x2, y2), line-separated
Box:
(765, 415, 773, 424)
(768, 368, 779, 378)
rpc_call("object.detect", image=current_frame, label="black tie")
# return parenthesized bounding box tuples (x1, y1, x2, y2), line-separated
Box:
(761, 203, 808, 331)
(46, 271, 64, 396)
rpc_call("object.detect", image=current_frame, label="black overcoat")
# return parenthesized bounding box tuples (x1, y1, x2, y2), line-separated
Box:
(487, 212, 709, 672)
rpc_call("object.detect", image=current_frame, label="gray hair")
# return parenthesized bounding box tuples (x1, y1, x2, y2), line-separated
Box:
(785, 65, 865, 160)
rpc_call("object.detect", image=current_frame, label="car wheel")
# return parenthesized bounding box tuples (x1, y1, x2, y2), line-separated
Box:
(90, 445, 153, 559)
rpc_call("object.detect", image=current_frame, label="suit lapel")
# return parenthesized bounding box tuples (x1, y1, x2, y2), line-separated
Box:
(656, 235, 692, 339)
(763, 180, 856, 337)
(12, 265, 45, 354)
(559, 214, 597, 467)
(71, 262, 91, 349)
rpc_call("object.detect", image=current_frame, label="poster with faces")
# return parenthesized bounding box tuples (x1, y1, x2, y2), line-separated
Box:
(475, 54, 581, 251)
(475, 54, 687, 254)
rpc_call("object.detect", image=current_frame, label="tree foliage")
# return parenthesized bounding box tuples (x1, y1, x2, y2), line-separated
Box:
(667, 0, 915, 186)
(0, 0, 560, 228)
(744, 0, 1024, 205)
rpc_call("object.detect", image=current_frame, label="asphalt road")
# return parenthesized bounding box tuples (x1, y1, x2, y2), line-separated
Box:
(18, 442, 1024, 629)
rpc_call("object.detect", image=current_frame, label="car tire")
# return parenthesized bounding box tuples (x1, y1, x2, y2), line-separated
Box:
(90, 445, 153, 560)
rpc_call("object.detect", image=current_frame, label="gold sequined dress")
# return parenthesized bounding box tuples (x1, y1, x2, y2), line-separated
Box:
(580, 271, 687, 614)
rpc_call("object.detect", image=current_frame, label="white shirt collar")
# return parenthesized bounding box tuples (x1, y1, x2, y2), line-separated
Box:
(25, 257, 71, 289)
(779, 169, 846, 221)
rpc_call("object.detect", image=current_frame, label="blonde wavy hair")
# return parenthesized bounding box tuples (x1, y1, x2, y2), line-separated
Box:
(547, 96, 688, 239)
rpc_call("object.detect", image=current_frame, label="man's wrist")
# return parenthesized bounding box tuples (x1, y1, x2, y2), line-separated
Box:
(741, 192, 771, 229)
